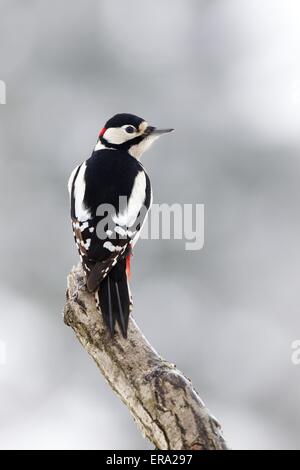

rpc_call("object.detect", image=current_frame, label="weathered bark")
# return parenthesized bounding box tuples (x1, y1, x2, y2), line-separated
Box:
(64, 263, 228, 450)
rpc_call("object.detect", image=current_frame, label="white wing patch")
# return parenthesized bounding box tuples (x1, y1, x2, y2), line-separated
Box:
(113, 171, 146, 227)
(73, 162, 91, 221)
(68, 165, 79, 195)
(114, 226, 126, 236)
(131, 182, 152, 247)
(103, 241, 124, 252)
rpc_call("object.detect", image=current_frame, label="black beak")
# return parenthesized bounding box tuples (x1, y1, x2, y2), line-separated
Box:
(148, 126, 174, 136)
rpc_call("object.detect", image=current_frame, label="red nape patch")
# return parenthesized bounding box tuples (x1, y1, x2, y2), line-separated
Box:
(126, 254, 131, 279)
(99, 127, 106, 137)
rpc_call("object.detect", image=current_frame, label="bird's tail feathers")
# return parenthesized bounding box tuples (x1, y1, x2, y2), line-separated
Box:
(96, 269, 131, 338)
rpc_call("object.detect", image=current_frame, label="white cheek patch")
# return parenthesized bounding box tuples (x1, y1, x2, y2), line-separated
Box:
(103, 121, 149, 146)
(104, 127, 130, 145)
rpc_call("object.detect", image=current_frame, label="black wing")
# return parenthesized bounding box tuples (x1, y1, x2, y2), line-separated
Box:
(69, 149, 152, 291)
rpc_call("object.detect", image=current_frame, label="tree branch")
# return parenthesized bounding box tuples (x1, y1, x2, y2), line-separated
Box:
(63, 263, 228, 450)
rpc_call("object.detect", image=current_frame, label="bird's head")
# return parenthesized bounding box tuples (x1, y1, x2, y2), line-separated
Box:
(95, 113, 174, 159)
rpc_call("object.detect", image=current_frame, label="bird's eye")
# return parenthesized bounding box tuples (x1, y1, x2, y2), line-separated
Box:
(125, 125, 136, 134)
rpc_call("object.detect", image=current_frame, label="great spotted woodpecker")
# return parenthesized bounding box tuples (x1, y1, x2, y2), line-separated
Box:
(68, 113, 173, 338)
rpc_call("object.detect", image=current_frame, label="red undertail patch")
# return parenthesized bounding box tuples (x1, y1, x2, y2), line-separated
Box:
(126, 254, 131, 279)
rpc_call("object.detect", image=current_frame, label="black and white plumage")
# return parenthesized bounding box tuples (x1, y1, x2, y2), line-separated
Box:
(68, 113, 173, 338)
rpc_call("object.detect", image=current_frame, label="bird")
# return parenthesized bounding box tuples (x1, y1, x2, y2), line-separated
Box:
(68, 113, 173, 338)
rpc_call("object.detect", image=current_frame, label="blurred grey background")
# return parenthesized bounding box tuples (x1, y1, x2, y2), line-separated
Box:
(1, 0, 300, 450)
